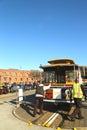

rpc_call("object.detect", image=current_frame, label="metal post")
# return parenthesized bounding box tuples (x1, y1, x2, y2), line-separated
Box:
(74, 64, 75, 81)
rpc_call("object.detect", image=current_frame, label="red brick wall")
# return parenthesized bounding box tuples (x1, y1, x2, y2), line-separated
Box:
(0, 69, 32, 84)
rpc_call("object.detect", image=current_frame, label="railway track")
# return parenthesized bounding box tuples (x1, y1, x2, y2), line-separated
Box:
(33, 111, 63, 128)
(32, 103, 73, 128)
(32, 101, 87, 129)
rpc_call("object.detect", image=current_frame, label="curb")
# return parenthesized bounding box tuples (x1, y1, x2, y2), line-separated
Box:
(12, 106, 28, 123)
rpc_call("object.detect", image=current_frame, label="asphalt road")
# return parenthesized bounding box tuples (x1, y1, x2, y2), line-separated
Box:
(0, 91, 54, 130)
(0, 90, 86, 130)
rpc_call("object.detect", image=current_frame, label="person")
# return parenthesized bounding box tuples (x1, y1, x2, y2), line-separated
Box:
(33, 83, 50, 117)
(67, 78, 86, 121)
(65, 75, 69, 82)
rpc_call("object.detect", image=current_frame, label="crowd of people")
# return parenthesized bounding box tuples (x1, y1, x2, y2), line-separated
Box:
(0, 81, 38, 95)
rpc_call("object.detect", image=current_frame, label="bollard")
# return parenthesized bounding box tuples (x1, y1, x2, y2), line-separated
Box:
(56, 127, 61, 130)
(28, 122, 33, 126)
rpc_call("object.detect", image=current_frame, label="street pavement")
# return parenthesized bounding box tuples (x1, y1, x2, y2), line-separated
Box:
(0, 90, 87, 130)
(0, 101, 86, 130)
(0, 101, 55, 130)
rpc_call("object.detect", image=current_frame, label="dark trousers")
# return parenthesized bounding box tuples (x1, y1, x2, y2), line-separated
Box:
(33, 97, 44, 115)
(71, 98, 82, 118)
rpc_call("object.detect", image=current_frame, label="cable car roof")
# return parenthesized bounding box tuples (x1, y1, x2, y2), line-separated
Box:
(48, 58, 75, 65)
(40, 58, 78, 69)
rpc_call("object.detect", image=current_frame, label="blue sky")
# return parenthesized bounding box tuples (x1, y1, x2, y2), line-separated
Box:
(0, 0, 87, 70)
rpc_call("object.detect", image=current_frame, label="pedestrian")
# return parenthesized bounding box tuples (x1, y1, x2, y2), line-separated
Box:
(33, 83, 50, 117)
(67, 78, 86, 121)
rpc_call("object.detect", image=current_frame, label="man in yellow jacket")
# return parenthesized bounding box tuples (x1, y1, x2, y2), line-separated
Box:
(67, 78, 85, 121)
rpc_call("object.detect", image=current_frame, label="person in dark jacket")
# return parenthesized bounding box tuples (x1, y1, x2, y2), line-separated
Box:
(33, 83, 50, 117)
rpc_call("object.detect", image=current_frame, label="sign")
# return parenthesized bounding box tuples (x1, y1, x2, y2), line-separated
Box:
(18, 88, 23, 102)
(53, 88, 61, 99)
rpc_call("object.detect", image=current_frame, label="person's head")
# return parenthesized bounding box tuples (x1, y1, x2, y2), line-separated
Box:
(75, 78, 78, 83)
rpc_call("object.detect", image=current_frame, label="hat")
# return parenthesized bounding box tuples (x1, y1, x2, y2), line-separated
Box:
(39, 84, 44, 87)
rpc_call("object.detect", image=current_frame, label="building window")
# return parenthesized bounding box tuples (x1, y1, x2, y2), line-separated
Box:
(26, 73, 28, 77)
(4, 77, 7, 82)
(26, 78, 28, 81)
(14, 78, 17, 81)
(9, 77, 11, 82)
(8, 72, 12, 76)
(15, 72, 17, 76)
(20, 78, 22, 81)
(4, 72, 7, 76)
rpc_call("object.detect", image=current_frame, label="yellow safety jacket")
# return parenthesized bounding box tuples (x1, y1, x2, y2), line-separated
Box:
(0, 84, 3, 90)
(73, 83, 83, 98)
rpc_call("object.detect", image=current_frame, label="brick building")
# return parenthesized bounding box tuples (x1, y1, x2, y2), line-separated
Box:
(0, 69, 34, 84)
